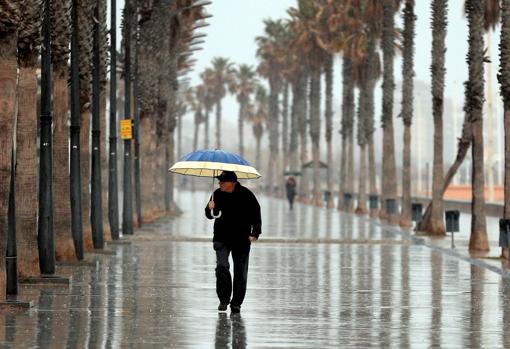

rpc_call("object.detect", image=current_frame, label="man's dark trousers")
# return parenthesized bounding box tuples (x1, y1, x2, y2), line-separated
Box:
(214, 241, 250, 306)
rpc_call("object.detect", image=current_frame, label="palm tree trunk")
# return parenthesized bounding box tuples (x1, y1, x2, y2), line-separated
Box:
(140, 116, 152, 217)
(298, 75, 309, 202)
(365, 34, 379, 218)
(289, 82, 299, 173)
(340, 57, 354, 211)
(380, 0, 398, 224)
(204, 110, 210, 149)
(309, 68, 321, 206)
(400, 0, 416, 228)
(267, 79, 280, 196)
(424, 0, 448, 235)
(80, 108, 93, 249)
(0, 35, 17, 296)
(215, 101, 221, 148)
(256, 135, 261, 173)
(16, 66, 39, 277)
(193, 115, 199, 150)
(500, 0, 510, 258)
(470, 119, 489, 251)
(337, 137, 346, 210)
(238, 102, 244, 156)
(356, 144, 368, 214)
(504, 105, 510, 257)
(282, 83, 289, 172)
(100, 90, 110, 239)
(53, 74, 76, 261)
(400, 124, 412, 227)
(346, 132, 355, 212)
(324, 55, 334, 208)
(368, 136, 378, 217)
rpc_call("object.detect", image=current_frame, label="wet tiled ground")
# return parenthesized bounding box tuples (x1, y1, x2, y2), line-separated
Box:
(2, 190, 510, 348)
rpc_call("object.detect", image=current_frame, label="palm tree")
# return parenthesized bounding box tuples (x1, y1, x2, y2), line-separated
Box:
(417, 0, 448, 235)
(78, 0, 95, 248)
(465, 0, 494, 252)
(399, 0, 416, 228)
(199, 68, 215, 149)
(251, 86, 268, 171)
(499, 0, 510, 258)
(257, 19, 288, 196)
(210, 57, 234, 149)
(52, 0, 75, 260)
(0, 2, 21, 297)
(16, 0, 42, 277)
(231, 64, 258, 157)
(98, 0, 109, 237)
(380, 0, 400, 224)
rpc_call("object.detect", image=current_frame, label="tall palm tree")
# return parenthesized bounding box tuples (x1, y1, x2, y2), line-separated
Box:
(199, 68, 215, 149)
(16, 0, 42, 277)
(98, 0, 109, 237)
(380, 0, 400, 224)
(256, 19, 287, 196)
(251, 86, 268, 171)
(52, 0, 75, 260)
(0, 2, 21, 297)
(418, 0, 448, 235)
(466, 0, 493, 252)
(78, 0, 95, 248)
(499, 0, 510, 258)
(399, 0, 416, 228)
(231, 64, 257, 157)
(210, 57, 234, 149)
(340, 56, 355, 211)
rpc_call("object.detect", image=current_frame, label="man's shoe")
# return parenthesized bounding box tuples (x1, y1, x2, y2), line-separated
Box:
(218, 303, 228, 312)
(230, 305, 241, 313)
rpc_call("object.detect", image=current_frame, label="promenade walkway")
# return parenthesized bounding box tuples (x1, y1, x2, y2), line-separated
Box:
(1, 190, 509, 348)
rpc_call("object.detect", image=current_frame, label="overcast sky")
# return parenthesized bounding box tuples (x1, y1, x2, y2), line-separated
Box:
(111, 1, 504, 169)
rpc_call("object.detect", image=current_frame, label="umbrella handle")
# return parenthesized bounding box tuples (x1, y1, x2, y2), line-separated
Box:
(210, 208, 222, 219)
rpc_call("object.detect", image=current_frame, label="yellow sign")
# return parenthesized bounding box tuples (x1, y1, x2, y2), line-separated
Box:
(120, 119, 132, 139)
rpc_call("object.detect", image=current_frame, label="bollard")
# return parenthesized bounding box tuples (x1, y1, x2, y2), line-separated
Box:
(499, 219, 510, 249)
(323, 190, 331, 203)
(412, 203, 423, 222)
(369, 195, 379, 209)
(445, 210, 460, 249)
(385, 198, 397, 215)
(344, 193, 352, 208)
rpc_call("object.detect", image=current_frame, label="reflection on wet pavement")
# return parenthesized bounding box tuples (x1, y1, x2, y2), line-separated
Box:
(1, 190, 509, 348)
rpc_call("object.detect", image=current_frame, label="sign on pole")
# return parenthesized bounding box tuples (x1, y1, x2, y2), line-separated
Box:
(120, 119, 132, 139)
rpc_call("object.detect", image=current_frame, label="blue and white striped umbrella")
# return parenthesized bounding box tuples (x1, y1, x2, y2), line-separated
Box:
(169, 149, 261, 179)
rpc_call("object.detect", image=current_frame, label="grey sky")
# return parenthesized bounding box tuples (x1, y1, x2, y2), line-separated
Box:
(111, 1, 504, 172)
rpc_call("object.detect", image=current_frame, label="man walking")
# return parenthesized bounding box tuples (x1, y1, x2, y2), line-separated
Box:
(205, 171, 262, 313)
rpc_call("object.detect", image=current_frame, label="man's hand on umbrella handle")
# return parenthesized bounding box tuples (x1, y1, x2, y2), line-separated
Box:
(208, 200, 215, 210)
(249, 236, 257, 242)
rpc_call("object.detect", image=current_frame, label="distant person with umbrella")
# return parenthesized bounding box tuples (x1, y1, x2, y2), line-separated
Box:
(169, 149, 262, 314)
(206, 170, 261, 314)
(285, 176, 297, 210)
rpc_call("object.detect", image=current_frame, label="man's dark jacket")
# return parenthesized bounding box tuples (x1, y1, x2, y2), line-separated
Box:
(205, 183, 262, 246)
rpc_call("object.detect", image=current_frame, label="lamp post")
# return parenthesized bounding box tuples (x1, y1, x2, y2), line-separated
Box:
(109, 0, 120, 240)
(91, 0, 104, 249)
(122, 0, 134, 235)
(38, 0, 56, 274)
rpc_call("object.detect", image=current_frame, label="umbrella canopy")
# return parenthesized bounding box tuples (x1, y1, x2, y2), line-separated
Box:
(169, 149, 261, 179)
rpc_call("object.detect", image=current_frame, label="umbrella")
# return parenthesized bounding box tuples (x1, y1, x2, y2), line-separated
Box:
(170, 149, 261, 178)
(169, 149, 261, 218)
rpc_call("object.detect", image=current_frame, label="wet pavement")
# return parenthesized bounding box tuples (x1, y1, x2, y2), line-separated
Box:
(2, 189, 510, 348)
